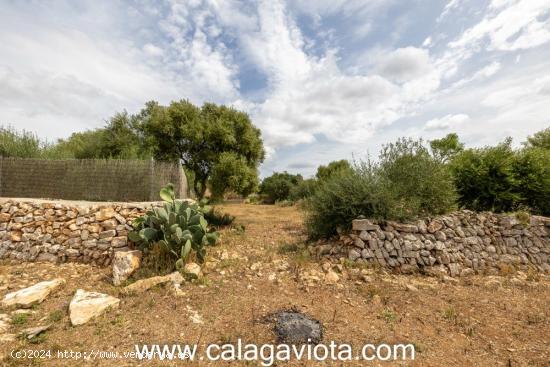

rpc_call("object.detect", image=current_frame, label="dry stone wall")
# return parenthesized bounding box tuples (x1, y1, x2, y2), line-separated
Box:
(313, 211, 550, 276)
(0, 199, 171, 266)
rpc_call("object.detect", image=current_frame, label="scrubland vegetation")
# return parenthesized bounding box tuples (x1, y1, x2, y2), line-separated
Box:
(2, 106, 549, 240)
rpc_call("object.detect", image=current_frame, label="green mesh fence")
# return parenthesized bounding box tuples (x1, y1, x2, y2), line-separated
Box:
(0, 158, 188, 202)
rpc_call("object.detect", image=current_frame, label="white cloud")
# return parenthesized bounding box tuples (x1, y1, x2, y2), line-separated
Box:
(1, 0, 550, 177)
(377, 47, 432, 83)
(437, 0, 463, 22)
(449, 0, 550, 52)
(425, 114, 470, 130)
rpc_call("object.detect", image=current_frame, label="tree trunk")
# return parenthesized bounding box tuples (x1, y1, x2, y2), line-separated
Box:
(193, 176, 208, 199)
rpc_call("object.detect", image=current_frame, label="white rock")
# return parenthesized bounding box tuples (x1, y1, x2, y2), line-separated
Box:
(69, 289, 120, 326)
(2, 279, 65, 308)
(123, 272, 182, 294)
(112, 250, 142, 286)
(183, 263, 202, 279)
(324, 270, 340, 284)
(20, 324, 51, 339)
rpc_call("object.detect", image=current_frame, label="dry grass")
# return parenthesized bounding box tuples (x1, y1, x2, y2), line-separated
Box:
(0, 203, 548, 366)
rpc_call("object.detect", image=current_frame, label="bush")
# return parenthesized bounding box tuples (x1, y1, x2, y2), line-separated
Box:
(259, 172, 303, 203)
(129, 184, 219, 272)
(289, 178, 318, 202)
(305, 138, 456, 239)
(0, 126, 45, 158)
(450, 139, 520, 212)
(512, 147, 550, 215)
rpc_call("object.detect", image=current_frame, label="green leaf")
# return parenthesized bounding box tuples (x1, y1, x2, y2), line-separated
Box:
(205, 232, 218, 245)
(160, 184, 175, 202)
(140, 228, 157, 241)
(175, 258, 184, 270)
(155, 207, 168, 222)
(199, 216, 208, 231)
(132, 217, 145, 228)
(197, 248, 207, 263)
(168, 212, 177, 226)
(128, 231, 142, 242)
(175, 227, 183, 240)
(181, 240, 192, 259)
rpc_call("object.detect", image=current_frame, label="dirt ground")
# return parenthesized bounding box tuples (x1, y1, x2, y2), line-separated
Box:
(0, 203, 549, 366)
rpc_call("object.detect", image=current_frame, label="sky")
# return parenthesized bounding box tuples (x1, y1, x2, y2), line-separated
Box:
(1, 0, 549, 177)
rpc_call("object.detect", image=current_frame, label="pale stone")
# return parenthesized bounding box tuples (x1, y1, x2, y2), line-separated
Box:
(95, 208, 116, 222)
(2, 279, 65, 308)
(123, 272, 182, 294)
(183, 262, 202, 279)
(69, 289, 120, 326)
(324, 270, 340, 284)
(427, 220, 443, 233)
(112, 250, 142, 286)
(20, 324, 51, 339)
(352, 219, 379, 231)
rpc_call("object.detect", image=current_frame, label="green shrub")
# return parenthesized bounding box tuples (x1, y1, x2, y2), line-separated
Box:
(450, 139, 520, 212)
(289, 178, 318, 202)
(305, 138, 456, 239)
(203, 206, 235, 226)
(315, 160, 353, 181)
(129, 184, 219, 270)
(512, 147, 550, 215)
(379, 138, 457, 219)
(0, 126, 44, 158)
(259, 172, 303, 203)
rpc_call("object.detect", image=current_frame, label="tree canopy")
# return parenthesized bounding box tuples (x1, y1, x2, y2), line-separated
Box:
(138, 100, 265, 198)
(315, 159, 352, 181)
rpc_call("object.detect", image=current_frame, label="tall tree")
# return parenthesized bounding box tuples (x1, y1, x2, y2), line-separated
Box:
(524, 127, 550, 150)
(429, 133, 464, 163)
(138, 100, 265, 198)
(315, 159, 352, 181)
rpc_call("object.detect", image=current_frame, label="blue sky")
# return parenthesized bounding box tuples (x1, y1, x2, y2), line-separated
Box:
(1, 0, 549, 177)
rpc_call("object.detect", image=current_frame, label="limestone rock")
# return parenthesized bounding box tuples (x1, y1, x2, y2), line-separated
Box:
(2, 279, 65, 308)
(123, 272, 182, 294)
(183, 262, 202, 279)
(352, 219, 380, 231)
(324, 270, 340, 284)
(20, 324, 51, 339)
(112, 250, 142, 286)
(95, 208, 116, 222)
(69, 289, 120, 326)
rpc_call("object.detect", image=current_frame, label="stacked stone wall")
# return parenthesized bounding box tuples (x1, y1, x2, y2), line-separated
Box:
(0, 199, 171, 265)
(313, 211, 550, 276)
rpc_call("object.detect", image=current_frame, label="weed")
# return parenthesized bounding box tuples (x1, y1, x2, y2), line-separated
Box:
(110, 314, 124, 326)
(442, 306, 458, 323)
(380, 308, 397, 323)
(28, 333, 47, 344)
(514, 210, 530, 227)
(12, 313, 28, 325)
(218, 258, 244, 269)
(277, 243, 299, 254)
(196, 277, 211, 287)
(288, 249, 310, 268)
(48, 310, 63, 323)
